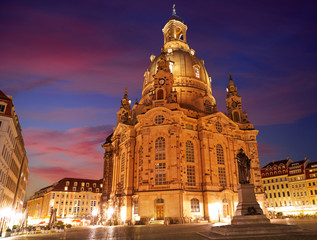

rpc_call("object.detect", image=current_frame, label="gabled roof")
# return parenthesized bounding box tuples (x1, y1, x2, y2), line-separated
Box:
(0, 90, 10, 100)
(306, 162, 317, 169)
(262, 159, 290, 168)
(289, 160, 307, 167)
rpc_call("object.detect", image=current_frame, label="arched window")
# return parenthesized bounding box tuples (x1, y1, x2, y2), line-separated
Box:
(194, 66, 200, 78)
(157, 89, 164, 100)
(155, 137, 166, 160)
(169, 62, 173, 73)
(121, 154, 125, 172)
(233, 111, 240, 122)
(139, 147, 143, 166)
(216, 144, 224, 165)
(204, 100, 212, 113)
(191, 198, 200, 212)
(186, 141, 194, 162)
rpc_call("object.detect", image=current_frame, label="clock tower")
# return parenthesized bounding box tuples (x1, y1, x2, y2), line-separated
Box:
(152, 53, 176, 103)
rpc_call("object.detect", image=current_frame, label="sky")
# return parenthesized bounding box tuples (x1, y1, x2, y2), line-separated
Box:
(0, 0, 316, 199)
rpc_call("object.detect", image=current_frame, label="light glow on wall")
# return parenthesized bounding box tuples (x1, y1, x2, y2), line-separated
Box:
(107, 207, 114, 220)
(208, 203, 222, 221)
(120, 206, 127, 222)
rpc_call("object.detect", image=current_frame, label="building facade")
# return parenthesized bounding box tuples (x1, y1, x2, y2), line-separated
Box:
(0, 90, 29, 225)
(261, 158, 317, 216)
(100, 9, 265, 224)
(26, 178, 102, 224)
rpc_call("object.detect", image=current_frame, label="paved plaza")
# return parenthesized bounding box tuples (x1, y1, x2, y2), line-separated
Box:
(5, 219, 317, 240)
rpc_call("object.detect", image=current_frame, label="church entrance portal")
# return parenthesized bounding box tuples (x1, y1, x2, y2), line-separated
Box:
(155, 199, 164, 220)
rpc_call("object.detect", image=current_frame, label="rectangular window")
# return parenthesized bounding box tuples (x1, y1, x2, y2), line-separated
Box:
(218, 167, 227, 187)
(134, 199, 138, 215)
(187, 165, 196, 186)
(185, 124, 193, 130)
(155, 163, 166, 185)
(120, 174, 124, 186)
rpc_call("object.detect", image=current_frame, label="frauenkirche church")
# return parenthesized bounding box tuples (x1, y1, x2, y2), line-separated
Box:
(101, 8, 265, 224)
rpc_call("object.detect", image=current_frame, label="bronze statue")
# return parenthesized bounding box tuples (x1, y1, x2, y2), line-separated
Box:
(237, 148, 251, 184)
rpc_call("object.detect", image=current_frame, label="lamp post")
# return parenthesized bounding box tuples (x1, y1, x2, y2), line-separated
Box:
(91, 209, 97, 225)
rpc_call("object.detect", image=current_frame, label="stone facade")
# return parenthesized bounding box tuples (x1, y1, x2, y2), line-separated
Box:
(101, 9, 265, 224)
(0, 90, 29, 212)
(262, 158, 317, 216)
(27, 178, 102, 222)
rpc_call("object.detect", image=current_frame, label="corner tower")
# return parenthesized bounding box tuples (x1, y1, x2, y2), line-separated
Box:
(226, 74, 254, 129)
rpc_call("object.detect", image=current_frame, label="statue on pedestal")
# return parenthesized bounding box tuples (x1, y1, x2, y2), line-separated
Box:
(237, 148, 251, 184)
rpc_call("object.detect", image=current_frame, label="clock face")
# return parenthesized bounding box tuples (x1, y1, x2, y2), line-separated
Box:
(159, 78, 165, 85)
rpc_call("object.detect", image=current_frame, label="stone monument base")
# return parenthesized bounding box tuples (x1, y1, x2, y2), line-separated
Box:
(234, 184, 264, 217)
(231, 214, 270, 225)
(209, 183, 303, 237)
(210, 223, 303, 236)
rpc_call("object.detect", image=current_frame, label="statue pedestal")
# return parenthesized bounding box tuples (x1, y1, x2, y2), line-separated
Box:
(209, 183, 304, 237)
(231, 184, 269, 224)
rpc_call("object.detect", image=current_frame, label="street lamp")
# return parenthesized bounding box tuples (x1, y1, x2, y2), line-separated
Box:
(91, 209, 97, 225)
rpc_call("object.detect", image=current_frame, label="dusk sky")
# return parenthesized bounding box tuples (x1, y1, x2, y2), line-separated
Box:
(1, 0, 316, 199)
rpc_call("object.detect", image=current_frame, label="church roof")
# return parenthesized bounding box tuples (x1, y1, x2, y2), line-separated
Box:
(169, 5, 183, 23)
(169, 13, 183, 23)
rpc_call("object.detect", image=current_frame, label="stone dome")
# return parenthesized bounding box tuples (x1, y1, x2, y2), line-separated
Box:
(140, 16, 215, 114)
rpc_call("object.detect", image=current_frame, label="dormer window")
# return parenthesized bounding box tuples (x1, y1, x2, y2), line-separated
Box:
(194, 66, 200, 78)
(0, 104, 6, 113)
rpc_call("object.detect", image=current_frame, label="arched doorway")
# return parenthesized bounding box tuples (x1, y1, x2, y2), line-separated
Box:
(155, 198, 164, 220)
(157, 89, 164, 100)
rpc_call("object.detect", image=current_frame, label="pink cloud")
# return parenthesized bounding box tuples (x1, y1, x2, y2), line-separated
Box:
(24, 125, 112, 199)
(24, 125, 112, 165)
(19, 107, 115, 125)
(258, 143, 279, 156)
(0, 5, 146, 96)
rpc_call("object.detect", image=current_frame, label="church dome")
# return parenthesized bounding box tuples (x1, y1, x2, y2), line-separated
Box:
(140, 10, 215, 114)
